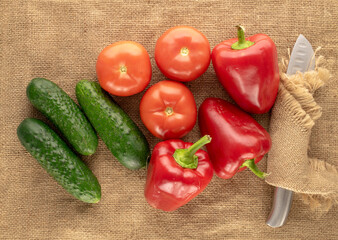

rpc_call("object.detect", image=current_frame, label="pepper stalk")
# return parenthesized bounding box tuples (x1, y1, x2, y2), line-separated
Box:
(231, 25, 255, 50)
(240, 159, 269, 179)
(173, 135, 212, 169)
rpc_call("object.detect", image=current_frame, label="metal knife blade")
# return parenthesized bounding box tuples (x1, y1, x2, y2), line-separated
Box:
(266, 34, 315, 228)
(287, 34, 315, 74)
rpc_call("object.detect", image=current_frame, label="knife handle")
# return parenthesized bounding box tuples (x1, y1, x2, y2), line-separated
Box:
(266, 187, 294, 227)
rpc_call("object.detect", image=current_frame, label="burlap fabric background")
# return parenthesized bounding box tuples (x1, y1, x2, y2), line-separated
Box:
(1, 0, 337, 239)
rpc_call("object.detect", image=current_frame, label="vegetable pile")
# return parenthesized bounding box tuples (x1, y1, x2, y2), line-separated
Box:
(18, 25, 279, 211)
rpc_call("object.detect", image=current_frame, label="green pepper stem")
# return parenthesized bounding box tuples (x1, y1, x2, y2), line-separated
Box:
(173, 135, 212, 169)
(240, 159, 268, 179)
(237, 25, 246, 44)
(231, 25, 255, 50)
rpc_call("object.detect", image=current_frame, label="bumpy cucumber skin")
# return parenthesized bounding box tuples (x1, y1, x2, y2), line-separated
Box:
(76, 80, 150, 170)
(26, 78, 98, 155)
(17, 118, 101, 203)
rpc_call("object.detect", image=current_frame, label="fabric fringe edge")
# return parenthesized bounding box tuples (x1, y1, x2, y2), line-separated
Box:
(277, 85, 315, 131)
(300, 193, 338, 213)
(291, 158, 338, 211)
(277, 50, 331, 130)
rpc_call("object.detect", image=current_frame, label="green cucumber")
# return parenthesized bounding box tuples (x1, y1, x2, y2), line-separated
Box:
(17, 118, 101, 203)
(26, 78, 98, 155)
(76, 80, 150, 170)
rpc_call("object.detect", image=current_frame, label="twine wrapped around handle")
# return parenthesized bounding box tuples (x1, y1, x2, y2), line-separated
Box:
(265, 52, 338, 210)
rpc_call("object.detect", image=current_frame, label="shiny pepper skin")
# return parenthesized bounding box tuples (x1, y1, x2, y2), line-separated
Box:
(212, 27, 279, 114)
(199, 98, 271, 179)
(144, 138, 213, 211)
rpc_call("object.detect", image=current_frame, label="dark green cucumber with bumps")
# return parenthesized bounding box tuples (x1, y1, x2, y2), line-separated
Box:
(27, 78, 98, 155)
(17, 118, 101, 203)
(76, 80, 150, 170)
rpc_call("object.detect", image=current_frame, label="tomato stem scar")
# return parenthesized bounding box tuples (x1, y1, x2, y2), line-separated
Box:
(180, 47, 189, 56)
(120, 65, 127, 73)
(165, 107, 174, 116)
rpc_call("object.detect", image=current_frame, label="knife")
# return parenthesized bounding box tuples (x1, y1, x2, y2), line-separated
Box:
(266, 34, 316, 228)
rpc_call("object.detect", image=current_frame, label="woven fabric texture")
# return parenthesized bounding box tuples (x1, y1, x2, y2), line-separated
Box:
(1, 0, 337, 239)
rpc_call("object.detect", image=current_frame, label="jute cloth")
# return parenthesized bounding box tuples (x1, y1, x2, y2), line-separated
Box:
(266, 58, 338, 208)
(1, 0, 337, 239)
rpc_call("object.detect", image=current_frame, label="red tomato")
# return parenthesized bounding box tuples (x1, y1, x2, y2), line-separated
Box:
(96, 41, 152, 96)
(155, 26, 211, 82)
(140, 80, 197, 139)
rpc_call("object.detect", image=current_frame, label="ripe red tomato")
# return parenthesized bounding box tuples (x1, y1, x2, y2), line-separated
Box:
(96, 41, 152, 96)
(140, 80, 197, 140)
(155, 26, 211, 82)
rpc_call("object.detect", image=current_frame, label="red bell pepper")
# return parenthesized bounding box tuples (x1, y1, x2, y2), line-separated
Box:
(144, 136, 213, 212)
(198, 98, 271, 179)
(211, 26, 279, 114)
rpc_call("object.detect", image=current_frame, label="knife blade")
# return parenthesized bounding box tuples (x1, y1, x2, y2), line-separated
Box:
(287, 34, 315, 74)
(266, 34, 315, 228)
